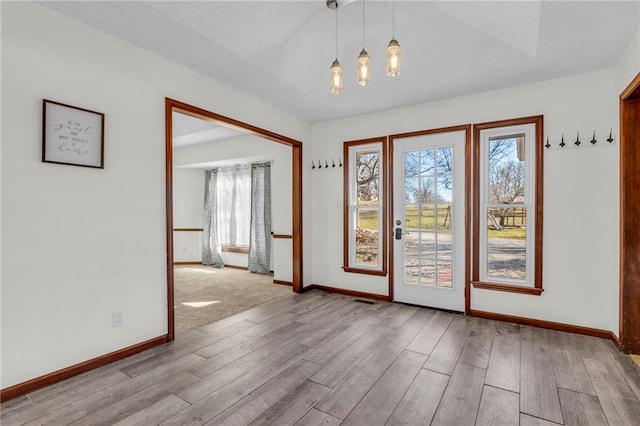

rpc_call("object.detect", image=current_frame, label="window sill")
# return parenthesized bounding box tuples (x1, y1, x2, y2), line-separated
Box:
(222, 246, 249, 254)
(343, 266, 388, 277)
(472, 281, 543, 295)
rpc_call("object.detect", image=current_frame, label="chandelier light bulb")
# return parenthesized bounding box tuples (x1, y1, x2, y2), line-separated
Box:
(330, 58, 344, 94)
(386, 38, 401, 77)
(356, 49, 371, 86)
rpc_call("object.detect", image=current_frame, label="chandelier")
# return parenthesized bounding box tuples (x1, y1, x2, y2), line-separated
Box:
(327, 0, 401, 94)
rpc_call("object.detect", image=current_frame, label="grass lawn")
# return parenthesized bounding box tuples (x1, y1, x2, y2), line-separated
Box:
(488, 227, 526, 240)
(358, 206, 526, 240)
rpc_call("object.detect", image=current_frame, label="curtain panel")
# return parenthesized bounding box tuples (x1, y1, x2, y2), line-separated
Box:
(216, 165, 251, 247)
(248, 163, 272, 274)
(202, 169, 225, 268)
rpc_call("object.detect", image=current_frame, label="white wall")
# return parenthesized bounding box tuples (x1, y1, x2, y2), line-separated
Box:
(311, 68, 620, 334)
(174, 135, 293, 280)
(173, 168, 203, 263)
(616, 28, 640, 94)
(0, 2, 310, 389)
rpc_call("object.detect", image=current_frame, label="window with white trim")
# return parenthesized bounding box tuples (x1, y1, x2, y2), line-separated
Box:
(343, 138, 388, 275)
(473, 116, 543, 294)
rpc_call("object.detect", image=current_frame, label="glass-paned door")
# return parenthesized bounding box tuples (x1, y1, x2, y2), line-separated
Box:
(393, 130, 466, 311)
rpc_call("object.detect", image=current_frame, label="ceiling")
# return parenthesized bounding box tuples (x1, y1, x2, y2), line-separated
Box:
(43, 1, 639, 122)
(172, 112, 244, 148)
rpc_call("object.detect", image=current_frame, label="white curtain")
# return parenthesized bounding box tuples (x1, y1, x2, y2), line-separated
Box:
(202, 169, 224, 268)
(216, 165, 251, 248)
(248, 163, 272, 274)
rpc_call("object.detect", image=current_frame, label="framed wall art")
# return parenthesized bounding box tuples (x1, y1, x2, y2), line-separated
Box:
(42, 99, 105, 168)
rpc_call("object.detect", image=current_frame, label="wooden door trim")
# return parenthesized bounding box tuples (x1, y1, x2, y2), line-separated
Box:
(388, 124, 472, 313)
(165, 98, 303, 341)
(619, 72, 640, 353)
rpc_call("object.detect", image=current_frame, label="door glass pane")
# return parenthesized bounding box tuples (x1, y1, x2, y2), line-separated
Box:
(436, 175, 453, 204)
(355, 208, 379, 266)
(420, 149, 435, 176)
(420, 258, 436, 285)
(419, 177, 436, 203)
(418, 204, 436, 231)
(404, 147, 455, 288)
(405, 151, 419, 178)
(435, 147, 452, 176)
(486, 207, 527, 280)
(405, 258, 419, 284)
(405, 179, 419, 204)
(436, 260, 453, 288)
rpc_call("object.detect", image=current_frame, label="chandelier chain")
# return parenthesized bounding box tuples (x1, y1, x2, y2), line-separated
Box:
(392, 0, 396, 38)
(362, 0, 365, 49)
(335, 6, 338, 58)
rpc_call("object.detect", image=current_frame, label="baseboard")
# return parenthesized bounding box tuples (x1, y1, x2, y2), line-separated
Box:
(273, 279, 293, 286)
(306, 284, 391, 302)
(0, 335, 169, 403)
(174, 261, 202, 265)
(470, 309, 619, 344)
(224, 264, 248, 271)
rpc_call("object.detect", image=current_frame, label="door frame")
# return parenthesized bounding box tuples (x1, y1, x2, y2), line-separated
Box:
(388, 124, 472, 313)
(619, 72, 640, 352)
(165, 98, 304, 341)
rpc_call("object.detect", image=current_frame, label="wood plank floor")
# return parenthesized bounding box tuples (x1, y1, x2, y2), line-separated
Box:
(3, 290, 640, 425)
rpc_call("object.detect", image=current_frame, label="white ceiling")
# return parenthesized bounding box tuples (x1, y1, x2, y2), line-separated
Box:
(172, 112, 244, 147)
(43, 1, 639, 122)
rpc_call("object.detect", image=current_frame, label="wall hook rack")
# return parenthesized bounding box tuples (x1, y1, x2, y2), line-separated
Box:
(546, 129, 615, 151)
(312, 158, 342, 170)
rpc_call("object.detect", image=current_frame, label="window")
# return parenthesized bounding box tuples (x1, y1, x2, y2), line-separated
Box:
(343, 137, 388, 275)
(216, 165, 251, 252)
(472, 116, 543, 294)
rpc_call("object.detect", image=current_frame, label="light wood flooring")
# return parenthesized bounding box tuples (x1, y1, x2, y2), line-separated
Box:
(3, 290, 640, 425)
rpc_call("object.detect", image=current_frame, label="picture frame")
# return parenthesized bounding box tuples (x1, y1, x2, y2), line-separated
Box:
(42, 99, 105, 168)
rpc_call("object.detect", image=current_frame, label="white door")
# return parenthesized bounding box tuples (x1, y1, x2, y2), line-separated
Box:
(393, 130, 466, 311)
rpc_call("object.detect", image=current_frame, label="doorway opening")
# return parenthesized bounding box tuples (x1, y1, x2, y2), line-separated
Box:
(165, 98, 303, 340)
(620, 72, 640, 355)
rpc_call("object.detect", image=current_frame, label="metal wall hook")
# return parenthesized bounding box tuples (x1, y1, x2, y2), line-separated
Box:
(545, 136, 551, 149)
(559, 134, 566, 148)
(332, 159, 336, 168)
(590, 131, 597, 145)
(607, 129, 614, 143)
(339, 158, 343, 167)
(311, 160, 316, 169)
(574, 132, 581, 146)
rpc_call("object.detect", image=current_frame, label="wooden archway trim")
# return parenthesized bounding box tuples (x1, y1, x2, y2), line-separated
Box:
(619, 72, 640, 353)
(165, 98, 303, 341)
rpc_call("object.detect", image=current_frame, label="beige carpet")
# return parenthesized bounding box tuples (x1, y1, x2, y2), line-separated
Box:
(174, 265, 292, 334)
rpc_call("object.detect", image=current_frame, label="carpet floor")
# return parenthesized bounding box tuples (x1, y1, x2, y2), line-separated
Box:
(174, 265, 292, 334)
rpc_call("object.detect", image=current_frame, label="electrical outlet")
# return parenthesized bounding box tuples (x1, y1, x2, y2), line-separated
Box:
(112, 311, 123, 327)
